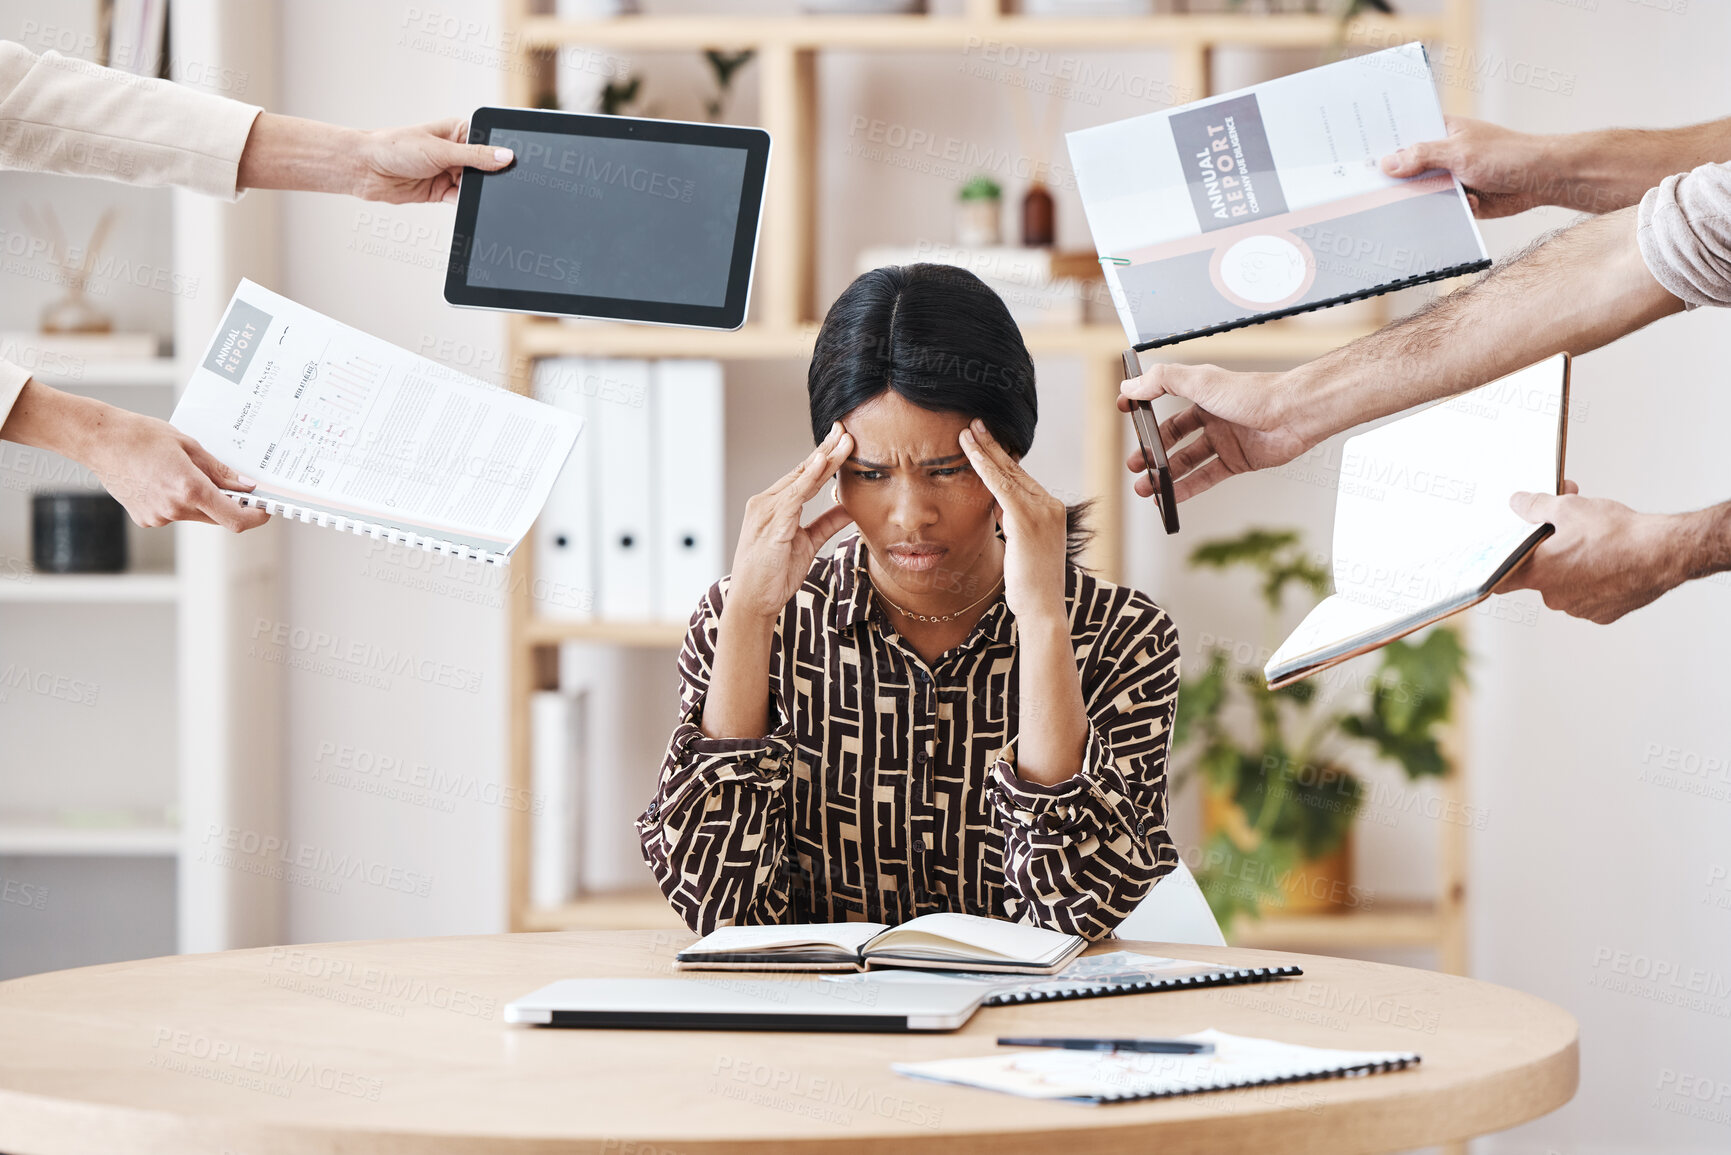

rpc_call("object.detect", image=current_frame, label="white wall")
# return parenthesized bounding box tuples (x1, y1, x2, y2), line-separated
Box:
(274, 0, 511, 940)
(1460, 3, 1731, 1153)
(263, 2, 1730, 1149)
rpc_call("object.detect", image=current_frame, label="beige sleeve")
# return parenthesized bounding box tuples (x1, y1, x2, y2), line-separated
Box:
(1637, 160, 1731, 311)
(0, 40, 262, 199)
(0, 360, 30, 435)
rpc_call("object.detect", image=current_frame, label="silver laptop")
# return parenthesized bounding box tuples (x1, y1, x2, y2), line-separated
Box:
(504, 976, 985, 1032)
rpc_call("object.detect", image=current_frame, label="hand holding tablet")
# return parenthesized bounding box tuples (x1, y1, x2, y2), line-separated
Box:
(445, 107, 770, 330)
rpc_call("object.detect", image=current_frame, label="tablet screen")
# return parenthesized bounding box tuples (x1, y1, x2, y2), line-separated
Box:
(469, 130, 748, 306)
(446, 109, 769, 329)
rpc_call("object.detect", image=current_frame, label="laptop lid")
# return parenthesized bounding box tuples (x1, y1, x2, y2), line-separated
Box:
(504, 977, 984, 1033)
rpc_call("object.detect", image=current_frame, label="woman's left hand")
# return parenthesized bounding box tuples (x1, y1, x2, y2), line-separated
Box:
(958, 417, 1069, 621)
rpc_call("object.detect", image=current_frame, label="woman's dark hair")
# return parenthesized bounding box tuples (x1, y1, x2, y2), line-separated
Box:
(807, 263, 1093, 563)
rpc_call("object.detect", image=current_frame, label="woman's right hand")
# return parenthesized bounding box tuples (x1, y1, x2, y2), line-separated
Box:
(725, 420, 855, 622)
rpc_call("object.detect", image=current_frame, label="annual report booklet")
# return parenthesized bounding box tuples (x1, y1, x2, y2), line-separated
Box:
(1265, 353, 1570, 689)
(674, 912, 1087, 975)
(170, 280, 582, 564)
(1067, 42, 1489, 348)
(894, 1028, 1420, 1104)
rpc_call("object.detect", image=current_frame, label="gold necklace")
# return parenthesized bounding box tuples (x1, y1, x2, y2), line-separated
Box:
(874, 574, 1004, 624)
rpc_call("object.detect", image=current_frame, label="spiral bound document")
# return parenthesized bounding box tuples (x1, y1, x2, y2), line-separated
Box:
(975, 951, 1302, 1006)
(171, 280, 582, 564)
(821, 950, 1301, 1006)
(1067, 42, 1489, 349)
(895, 1028, 1421, 1104)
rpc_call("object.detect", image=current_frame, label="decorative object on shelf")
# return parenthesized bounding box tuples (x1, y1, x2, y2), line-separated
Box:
(554, 0, 641, 17)
(1020, 181, 1055, 247)
(1005, 56, 1065, 250)
(31, 492, 128, 574)
(955, 175, 1003, 248)
(799, 0, 927, 13)
(1170, 528, 1467, 934)
(1021, 0, 1156, 15)
(103, 0, 168, 76)
(20, 204, 118, 335)
(856, 245, 1083, 328)
(701, 49, 756, 123)
(597, 74, 645, 116)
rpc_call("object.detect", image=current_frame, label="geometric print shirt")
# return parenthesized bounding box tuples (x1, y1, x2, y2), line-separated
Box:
(636, 529, 1181, 942)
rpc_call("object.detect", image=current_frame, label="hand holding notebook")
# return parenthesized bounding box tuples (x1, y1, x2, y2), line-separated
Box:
(1265, 353, 1571, 688)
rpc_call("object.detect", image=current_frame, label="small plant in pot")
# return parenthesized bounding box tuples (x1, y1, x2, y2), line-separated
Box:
(1170, 528, 1468, 934)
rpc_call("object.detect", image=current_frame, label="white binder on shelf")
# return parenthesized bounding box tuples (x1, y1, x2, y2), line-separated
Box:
(594, 359, 656, 621)
(652, 360, 726, 623)
(529, 689, 583, 909)
(531, 359, 598, 621)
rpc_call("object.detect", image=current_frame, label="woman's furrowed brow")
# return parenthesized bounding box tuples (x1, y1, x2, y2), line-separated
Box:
(847, 453, 967, 469)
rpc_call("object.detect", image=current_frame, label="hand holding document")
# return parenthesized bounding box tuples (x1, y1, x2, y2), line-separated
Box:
(1265, 354, 1571, 688)
(1067, 42, 1488, 349)
(171, 280, 581, 563)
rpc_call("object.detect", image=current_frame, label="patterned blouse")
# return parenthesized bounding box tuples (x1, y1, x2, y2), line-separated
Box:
(635, 529, 1181, 941)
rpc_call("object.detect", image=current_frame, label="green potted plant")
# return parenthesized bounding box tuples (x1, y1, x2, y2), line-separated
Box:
(956, 174, 1003, 248)
(1171, 528, 1467, 933)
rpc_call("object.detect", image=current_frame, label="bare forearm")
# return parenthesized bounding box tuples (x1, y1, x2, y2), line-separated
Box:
(236, 112, 366, 196)
(1550, 119, 1731, 213)
(1013, 615, 1090, 787)
(0, 378, 102, 461)
(1289, 205, 1684, 444)
(1676, 501, 1731, 583)
(699, 602, 777, 740)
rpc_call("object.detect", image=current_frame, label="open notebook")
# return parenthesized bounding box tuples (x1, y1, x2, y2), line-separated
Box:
(895, 1028, 1420, 1104)
(674, 913, 1086, 975)
(1265, 353, 1570, 689)
(171, 280, 582, 565)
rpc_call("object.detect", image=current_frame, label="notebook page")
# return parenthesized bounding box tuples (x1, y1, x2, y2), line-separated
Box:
(894, 1028, 1419, 1102)
(1266, 355, 1566, 675)
(172, 280, 581, 555)
(1329, 354, 1565, 613)
(871, 913, 1077, 965)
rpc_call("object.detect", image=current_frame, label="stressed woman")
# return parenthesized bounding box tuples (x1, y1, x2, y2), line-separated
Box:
(636, 263, 1180, 940)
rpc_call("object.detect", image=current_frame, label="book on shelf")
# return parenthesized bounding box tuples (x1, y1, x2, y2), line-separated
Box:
(532, 356, 725, 623)
(674, 912, 1086, 975)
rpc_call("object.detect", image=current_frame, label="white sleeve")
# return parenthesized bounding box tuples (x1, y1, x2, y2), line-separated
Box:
(0, 40, 262, 199)
(1637, 160, 1731, 311)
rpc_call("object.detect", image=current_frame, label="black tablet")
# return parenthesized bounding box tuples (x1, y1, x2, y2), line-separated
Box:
(445, 107, 770, 330)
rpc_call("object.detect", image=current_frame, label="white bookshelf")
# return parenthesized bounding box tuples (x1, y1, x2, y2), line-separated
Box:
(0, 573, 178, 602)
(0, 821, 180, 858)
(0, 0, 284, 976)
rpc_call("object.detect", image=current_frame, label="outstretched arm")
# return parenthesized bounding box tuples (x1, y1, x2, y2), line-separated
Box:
(1121, 203, 1684, 502)
(1381, 115, 1731, 218)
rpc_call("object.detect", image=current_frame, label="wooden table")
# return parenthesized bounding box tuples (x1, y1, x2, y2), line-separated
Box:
(0, 932, 1576, 1155)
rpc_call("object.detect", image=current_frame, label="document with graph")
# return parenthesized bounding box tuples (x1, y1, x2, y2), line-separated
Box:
(1067, 41, 1489, 348)
(171, 280, 581, 564)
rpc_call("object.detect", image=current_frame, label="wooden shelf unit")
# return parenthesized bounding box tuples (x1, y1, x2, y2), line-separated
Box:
(500, 0, 1478, 981)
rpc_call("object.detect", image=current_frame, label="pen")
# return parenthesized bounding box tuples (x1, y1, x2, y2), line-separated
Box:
(997, 1036, 1215, 1055)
